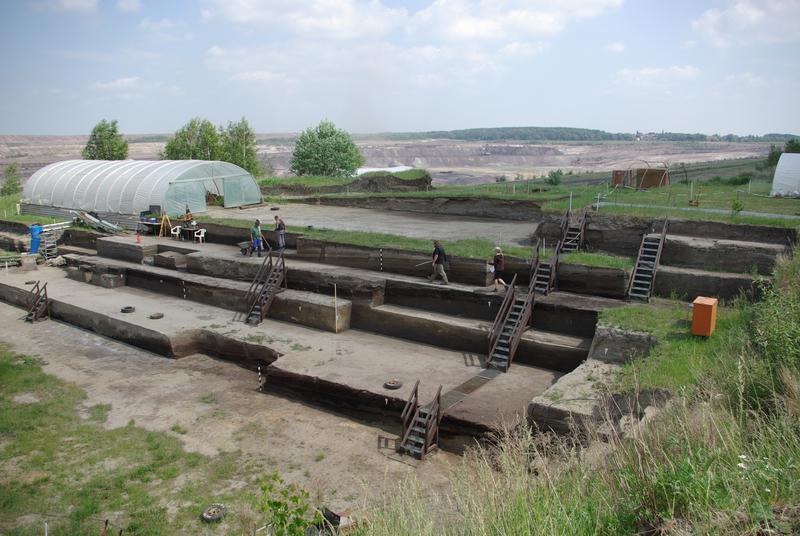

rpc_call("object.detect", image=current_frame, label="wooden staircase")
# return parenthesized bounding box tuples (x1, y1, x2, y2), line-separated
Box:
(559, 209, 587, 254)
(531, 240, 560, 295)
(486, 264, 538, 372)
(238, 250, 286, 325)
(627, 219, 669, 302)
(397, 381, 442, 460)
(25, 281, 50, 322)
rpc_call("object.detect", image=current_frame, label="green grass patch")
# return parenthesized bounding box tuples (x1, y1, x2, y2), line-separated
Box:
(198, 392, 217, 404)
(0, 345, 273, 535)
(169, 424, 188, 435)
(87, 403, 111, 423)
(259, 175, 354, 188)
(599, 300, 751, 392)
(560, 251, 634, 270)
(196, 215, 532, 260)
(0, 194, 40, 224)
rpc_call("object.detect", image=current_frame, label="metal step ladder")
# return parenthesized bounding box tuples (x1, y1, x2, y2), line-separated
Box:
(397, 381, 442, 460)
(628, 220, 668, 302)
(532, 262, 552, 294)
(237, 250, 286, 325)
(40, 230, 58, 260)
(486, 271, 537, 372)
(558, 210, 587, 254)
(25, 281, 49, 322)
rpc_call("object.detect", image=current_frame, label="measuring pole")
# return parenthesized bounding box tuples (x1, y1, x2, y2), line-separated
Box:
(569, 192, 573, 212)
(333, 284, 338, 334)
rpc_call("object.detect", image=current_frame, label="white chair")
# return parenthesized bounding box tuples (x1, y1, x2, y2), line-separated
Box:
(194, 228, 206, 243)
(170, 225, 182, 240)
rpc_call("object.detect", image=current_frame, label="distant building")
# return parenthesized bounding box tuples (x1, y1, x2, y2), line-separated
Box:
(771, 153, 800, 197)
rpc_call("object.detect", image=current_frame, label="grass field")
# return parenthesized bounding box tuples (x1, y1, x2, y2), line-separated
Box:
(0, 345, 268, 535)
(302, 162, 799, 227)
(196, 215, 532, 260)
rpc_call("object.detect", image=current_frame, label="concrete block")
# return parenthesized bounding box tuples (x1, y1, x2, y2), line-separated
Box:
(587, 325, 655, 364)
(18, 255, 38, 272)
(154, 251, 187, 270)
(96, 273, 126, 289)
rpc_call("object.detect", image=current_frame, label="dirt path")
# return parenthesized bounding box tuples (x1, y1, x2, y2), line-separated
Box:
(0, 302, 457, 512)
(206, 203, 537, 246)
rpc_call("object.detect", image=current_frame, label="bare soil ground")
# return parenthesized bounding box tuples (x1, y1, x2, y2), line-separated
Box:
(206, 203, 537, 246)
(0, 135, 773, 183)
(0, 301, 458, 513)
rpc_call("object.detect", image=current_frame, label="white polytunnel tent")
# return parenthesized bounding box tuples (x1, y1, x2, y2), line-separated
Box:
(771, 153, 800, 198)
(22, 160, 262, 217)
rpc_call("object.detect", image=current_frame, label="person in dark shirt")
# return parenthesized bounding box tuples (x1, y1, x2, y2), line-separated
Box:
(491, 246, 508, 292)
(429, 240, 449, 285)
(274, 215, 286, 249)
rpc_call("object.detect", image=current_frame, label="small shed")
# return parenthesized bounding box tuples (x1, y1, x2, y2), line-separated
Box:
(612, 168, 669, 189)
(21, 160, 261, 225)
(771, 153, 800, 197)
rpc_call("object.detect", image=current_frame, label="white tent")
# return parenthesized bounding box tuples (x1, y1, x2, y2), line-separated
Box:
(771, 153, 800, 197)
(23, 160, 262, 216)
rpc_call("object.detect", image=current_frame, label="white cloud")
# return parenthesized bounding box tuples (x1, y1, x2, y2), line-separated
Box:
(117, 0, 141, 13)
(725, 72, 766, 87)
(692, 0, 800, 48)
(33, 0, 96, 12)
(411, 0, 622, 42)
(606, 41, 625, 53)
(230, 70, 293, 83)
(202, 0, 407, 40)
(91, 77, 142, 91)
(616, 65, 701, 86)
(139, 17, 193, 40)
(500, 41, 546, 58)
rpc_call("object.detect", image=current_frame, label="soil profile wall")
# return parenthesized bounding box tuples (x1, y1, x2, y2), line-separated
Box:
(307, 196, 543, 221)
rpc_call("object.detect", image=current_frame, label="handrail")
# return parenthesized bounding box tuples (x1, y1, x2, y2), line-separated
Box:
(529, 238, 541, 283)
(559, 207, 570, 241)
(488, 274, 517, 349)
(400, 380, 419, 444)
(27, 281, 41, 309)
(238, 251, 271, 319)
(259, 251, 287, 318)
(652, 218, 669, 288)
(577, 209, 588, 250)
(506, 292, 535, 371)
(548, 241, 561, 293)
(423, 386, 443, 457)
(27, 281, 48, 320)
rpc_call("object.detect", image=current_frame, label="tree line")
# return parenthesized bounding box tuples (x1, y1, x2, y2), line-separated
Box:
(82, 118, 364, 177)
(378, 126, 800, 143)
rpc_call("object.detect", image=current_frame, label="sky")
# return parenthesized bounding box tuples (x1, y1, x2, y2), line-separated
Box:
(0, 0, 798, 136)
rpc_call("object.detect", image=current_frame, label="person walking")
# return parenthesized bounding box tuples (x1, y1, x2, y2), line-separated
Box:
(490, 246, 508, 292)
(429, 239, 449, 285)
(274, 215, 286, 250)
(250, 219, 265, 257)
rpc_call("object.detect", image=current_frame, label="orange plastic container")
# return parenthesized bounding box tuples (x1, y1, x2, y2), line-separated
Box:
(691, 296, 718, 337)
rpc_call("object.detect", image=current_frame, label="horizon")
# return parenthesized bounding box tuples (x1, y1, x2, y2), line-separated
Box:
(1, 1, 798, 136)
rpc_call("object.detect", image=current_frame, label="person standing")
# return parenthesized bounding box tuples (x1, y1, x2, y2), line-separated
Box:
(29, 222, 43, 254)
(250, 219, 265, 257)
(491, 246, 508, 292)
(274, 215, 286, 250)
(429, 239, 449, 285)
